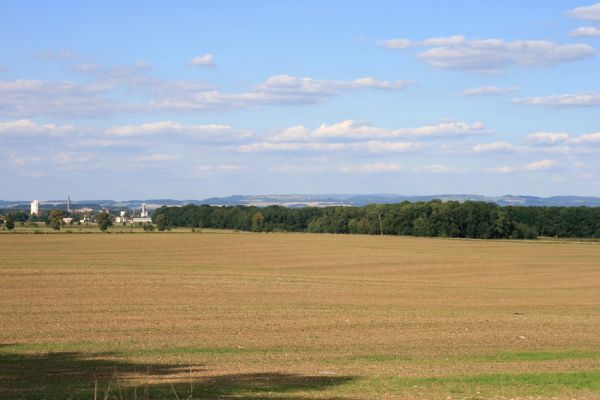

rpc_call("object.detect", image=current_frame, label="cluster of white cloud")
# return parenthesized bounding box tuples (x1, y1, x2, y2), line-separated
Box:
(0, 118, 250, 144)
(0, 79, 134, 118)
(270, 120, 488, 142)
(340, 162, 403, 173)
(512, 93, 600, 107)
(0, 119, 79, 136)
(486, 159, 557, 174)
(569, 26, 600, 37)
(148, 74, 414, 113)
(0, 65, 416, 118)
(340, 162, 463, 174)
(380, 35, 595, 73)
(460, 86, 518, 96)
(569, 2, 600, 21)
(197, 164, 246, 174)
(236, 120, 487, 155)
(237, 140, 423, 154)
(569, 2, 600, 38)
(106, 121, 252, 141)
(188, 54, 215, 67)
(472, 130, 600, 157)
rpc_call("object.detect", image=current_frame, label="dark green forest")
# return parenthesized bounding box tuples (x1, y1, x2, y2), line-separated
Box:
(152, 201, 600, 239)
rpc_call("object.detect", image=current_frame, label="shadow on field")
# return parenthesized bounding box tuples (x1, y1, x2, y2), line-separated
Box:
(0, 348, 355, 399)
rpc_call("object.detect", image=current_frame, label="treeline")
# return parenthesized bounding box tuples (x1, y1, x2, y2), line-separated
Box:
(152, 201, 600, 239)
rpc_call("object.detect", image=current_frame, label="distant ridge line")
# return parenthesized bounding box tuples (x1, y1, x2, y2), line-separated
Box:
(2, 194, 600, 208)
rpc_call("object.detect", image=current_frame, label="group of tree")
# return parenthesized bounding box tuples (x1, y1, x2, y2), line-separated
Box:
(151, 200, 600, 239)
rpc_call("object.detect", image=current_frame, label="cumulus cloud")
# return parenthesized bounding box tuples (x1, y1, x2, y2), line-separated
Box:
(1, 56, 414, 117)
(568, 132, 600, 144)
(526, 131, 570, 145)
(189, 54, 215, 67)
(52, 152, 96, 164)
(0, 119, 80, 136)
(569, 26, 600, 37)
(569, 2, 600, 22)
(197, 164, 246, 174)
(512, 93, 600, 107)
(134, 154, 180, 162)
(379, 38, 412, 49)
(149, 75, 414, 112)
(237, 140, 422, 154)
(414, 164, 464, 173)
(523, 159, 557, 171)
(485, 160, 557, 174)
(472, 141, 518, 153)
(0, 79, 138, 118)
(271, 120, 488, 142)
(106, 121, 251, 141)
(485, 166, 515, 174)
(269, 164, 329, 174)
(460, 86, 518, 96)
(352, 77, 415, 90)
(341, 162, 403, 173)
(381, 35, 595, 73)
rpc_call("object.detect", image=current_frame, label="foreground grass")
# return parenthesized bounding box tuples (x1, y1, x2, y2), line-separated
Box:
(1, 232, 600, 399)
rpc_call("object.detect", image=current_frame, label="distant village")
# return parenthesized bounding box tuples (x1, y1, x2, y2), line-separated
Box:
(0, 196, 153, 229)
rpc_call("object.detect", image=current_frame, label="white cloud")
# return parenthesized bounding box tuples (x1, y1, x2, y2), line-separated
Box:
(0, 79, 137, 118)
(272, 120, 488, 142)
(512, 93, 600, 107)
(472, 141, 517, 153)
(0, 119, 79, 136)
(106, 121, 251, 141)
(352, 77, 415, 90)
(569, 26, 600, 37)
(523, 159, 557, 171)
(379, 38, 412, 49)
(197, 164, 246, 174)
(5, 154, 43, 167)
(526, 131, 570, 145)
(269, 164, 328, 174)
(485, 166, 515, 174)
(414, 164, 464, 173)
(383, 35, 595, 73)
(189, 54, 215, 67)
(134, 154, 179, 162)
(341, 162, 403, 173)
(485, 160, 558, 174)
(569, 2, 600, 22)
(460, 86, 518, 96)
(0, 62, 413, 117)
(149, 74, 414, 112)
(237, 140, 422, 154)
(256, 75, 413, 93)
(568, 132, 600, 144)
(52, 152, 95, 164)
(421, 35, 467, 46)
(362, 141, 423, 153)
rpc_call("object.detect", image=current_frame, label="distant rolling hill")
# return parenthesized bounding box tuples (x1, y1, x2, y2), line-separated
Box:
(3, 194, 600, 211)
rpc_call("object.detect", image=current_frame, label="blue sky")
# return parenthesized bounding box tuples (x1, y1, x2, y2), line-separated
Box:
(1, 1, 600, 200)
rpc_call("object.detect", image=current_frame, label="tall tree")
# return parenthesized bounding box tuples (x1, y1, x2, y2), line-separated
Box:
(96, 212, 112, 232)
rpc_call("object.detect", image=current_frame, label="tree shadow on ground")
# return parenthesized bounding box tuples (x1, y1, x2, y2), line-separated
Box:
(0, 347, 356, 400)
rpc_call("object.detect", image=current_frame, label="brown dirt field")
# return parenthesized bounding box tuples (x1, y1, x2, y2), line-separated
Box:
(1, 232, 599, 399)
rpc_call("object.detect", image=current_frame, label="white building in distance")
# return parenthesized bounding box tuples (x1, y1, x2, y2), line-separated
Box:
(30, 200, 39, 215)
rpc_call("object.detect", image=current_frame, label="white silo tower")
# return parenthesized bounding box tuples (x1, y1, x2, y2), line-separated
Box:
(30, 200, 40, 215)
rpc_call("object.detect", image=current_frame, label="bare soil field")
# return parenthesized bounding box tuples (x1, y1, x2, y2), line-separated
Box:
(1, 232, 599, 399)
